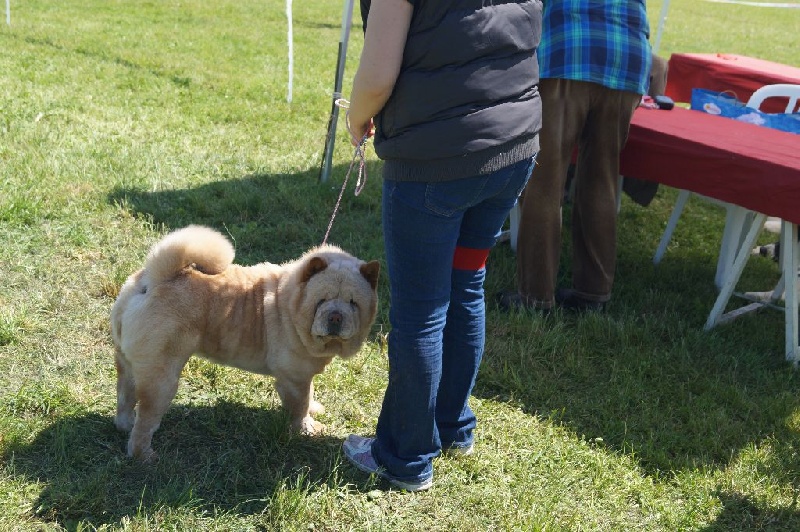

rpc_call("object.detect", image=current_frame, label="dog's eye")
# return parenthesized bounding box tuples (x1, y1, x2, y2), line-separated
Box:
(350, 299, 358, 309)
(316, 299, 326, 311)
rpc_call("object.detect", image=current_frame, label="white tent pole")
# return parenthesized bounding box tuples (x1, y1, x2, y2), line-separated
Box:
(319, 0, 355, 183)
(286, 0, 293, 103)
(653, 0, 670, 54)
(6, 0, 10, 26)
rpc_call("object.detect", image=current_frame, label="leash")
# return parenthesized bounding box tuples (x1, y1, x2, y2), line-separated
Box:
(321, 98, 370, 246)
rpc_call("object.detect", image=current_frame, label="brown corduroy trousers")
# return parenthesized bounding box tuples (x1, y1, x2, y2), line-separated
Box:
(515, 78, 641, 308)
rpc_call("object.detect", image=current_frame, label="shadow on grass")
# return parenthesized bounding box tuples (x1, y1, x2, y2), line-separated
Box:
(107, 163, 386, 267)
(480, 201, 800, 489)
(2, 401, 372, 529)
(104, 165, 800, 525)
(701, 492, 800, 531)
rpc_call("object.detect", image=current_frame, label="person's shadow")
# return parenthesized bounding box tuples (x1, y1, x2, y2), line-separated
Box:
(107, 163, 385, 267)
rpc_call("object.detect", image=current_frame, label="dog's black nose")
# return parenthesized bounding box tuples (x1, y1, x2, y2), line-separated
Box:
(327, 311, 343, 336)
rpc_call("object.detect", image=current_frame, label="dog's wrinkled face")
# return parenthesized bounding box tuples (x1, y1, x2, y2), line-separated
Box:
(312, 298, 357, 339)
(295, 254, 379, 358)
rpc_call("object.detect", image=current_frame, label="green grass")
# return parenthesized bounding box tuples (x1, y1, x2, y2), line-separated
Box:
(1, 0, 799, 530)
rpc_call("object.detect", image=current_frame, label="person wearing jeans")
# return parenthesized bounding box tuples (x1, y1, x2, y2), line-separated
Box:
(341, 0, 543, 491)
(369, 159, 535, 485)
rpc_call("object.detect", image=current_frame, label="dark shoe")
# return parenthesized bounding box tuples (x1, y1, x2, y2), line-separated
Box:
(495, 291, 553, 315)
(555, 288, 607, 313)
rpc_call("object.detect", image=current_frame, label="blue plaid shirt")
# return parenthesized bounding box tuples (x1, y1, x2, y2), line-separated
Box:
(539, 0, 652, 95)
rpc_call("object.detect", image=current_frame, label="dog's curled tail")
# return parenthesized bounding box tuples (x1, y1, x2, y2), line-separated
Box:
(144, 225, 235, 284)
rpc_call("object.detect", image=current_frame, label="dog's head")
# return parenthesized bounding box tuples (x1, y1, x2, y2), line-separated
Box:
(286, 245, 379, 358)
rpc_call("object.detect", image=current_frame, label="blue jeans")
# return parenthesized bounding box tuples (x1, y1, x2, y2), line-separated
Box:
(372, 156, 536, 483)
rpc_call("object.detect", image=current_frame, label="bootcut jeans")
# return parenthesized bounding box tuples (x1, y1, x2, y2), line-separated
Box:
(372, 155, 536, 484)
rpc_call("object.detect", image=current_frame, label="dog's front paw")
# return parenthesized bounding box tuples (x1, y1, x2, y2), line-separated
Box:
(139, 449, 159, 464)
(127, 439, 159, 464)
(294, 416, 325, 435)
(128, 446, 159, 464)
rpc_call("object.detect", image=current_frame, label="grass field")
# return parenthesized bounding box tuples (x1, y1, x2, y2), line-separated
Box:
(2, 0, 800, 530)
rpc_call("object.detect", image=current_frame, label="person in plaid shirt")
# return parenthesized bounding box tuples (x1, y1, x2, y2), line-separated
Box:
(502, 0, 652, 313)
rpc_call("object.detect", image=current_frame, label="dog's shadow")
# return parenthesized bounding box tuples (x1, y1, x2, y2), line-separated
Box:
(3, 401, 373, 529)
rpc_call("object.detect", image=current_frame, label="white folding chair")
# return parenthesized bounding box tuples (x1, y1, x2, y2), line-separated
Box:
(653, 84, 800, 288)
(704, 212, 800, 364)
(748, 83, 800, 112)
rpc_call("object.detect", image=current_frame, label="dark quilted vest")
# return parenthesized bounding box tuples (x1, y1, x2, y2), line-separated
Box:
(375, 0, 543, 182)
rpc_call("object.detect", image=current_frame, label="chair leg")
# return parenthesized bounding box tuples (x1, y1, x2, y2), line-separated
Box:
(782, 221, 799, 364)
(715, 206, 753, 289)
(654, 189, 692, 264)
(705, 213, 767, 331)
(769, 274, 787, 303)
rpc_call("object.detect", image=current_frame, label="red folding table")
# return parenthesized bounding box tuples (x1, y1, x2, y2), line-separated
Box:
(621, 106, 800, 363)
(665, 53, 800, 113)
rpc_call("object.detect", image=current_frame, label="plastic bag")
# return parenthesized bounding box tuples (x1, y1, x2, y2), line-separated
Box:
(690, 88, 800, 135)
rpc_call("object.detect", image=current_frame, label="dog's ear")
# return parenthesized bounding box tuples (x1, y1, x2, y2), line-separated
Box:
(301, 256, 328, 283)
(360, 260, 380, 290)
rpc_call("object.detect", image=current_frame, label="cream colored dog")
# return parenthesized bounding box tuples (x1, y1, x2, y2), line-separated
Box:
(111, 225, 379, 462)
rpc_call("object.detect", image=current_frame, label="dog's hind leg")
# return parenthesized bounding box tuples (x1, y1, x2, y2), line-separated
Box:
(114, 346, 137, 433)
(127, 357, 187, 462)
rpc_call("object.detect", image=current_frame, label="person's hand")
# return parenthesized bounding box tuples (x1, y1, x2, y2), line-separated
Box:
(347, 113, 374, 146)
